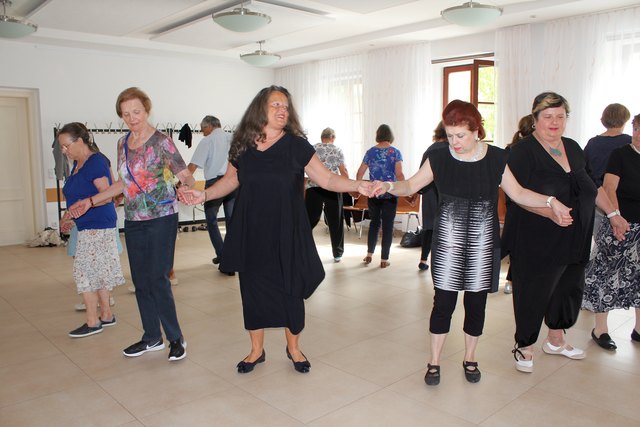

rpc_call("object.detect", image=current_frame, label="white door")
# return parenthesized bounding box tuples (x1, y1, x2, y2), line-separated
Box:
(0, 96, 36, 245)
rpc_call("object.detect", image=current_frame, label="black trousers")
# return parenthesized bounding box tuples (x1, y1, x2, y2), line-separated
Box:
(305, 187, 344, 258)
(367, 197, 397, 260)
(429, 288, 488, 336)
(511, 258, 585, 348)
(420, 229, 434, 261)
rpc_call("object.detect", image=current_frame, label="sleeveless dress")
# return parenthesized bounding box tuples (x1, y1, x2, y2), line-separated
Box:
(221, 133, 325, 334)
(429, 144, 508, 293)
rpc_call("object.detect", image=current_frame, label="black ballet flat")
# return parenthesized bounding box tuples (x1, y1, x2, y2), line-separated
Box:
(236, 350, 265, 373)
(286, 347, 311, 373)
(462, 361, 481, 383)
(424, 363, 440, 386)
(591, 329, 617, 350)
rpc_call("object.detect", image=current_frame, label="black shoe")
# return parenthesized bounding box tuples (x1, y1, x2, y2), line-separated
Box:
(218, 266, 235, 276)
(99, 316, 116, 327)
(123, 339, 164, 357)
(237, 350, 266, 373)
(591, 329, 617, 350)
(418, 262, 429, 271)
(212, 257, 220, 265)
(424, 363, 440, 386)
(69, 323, 103, 338)
(286, 347, 310, 373)
(631, 329, 640, 342)
(168, 337, 187, 361)
(462, 361, 481, 383)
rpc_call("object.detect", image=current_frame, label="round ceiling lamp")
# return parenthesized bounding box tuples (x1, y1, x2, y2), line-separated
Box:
(441, 1, 502, 27)
(0, 0, 37, 38)
(240, 40, 280, 67)
(212, 1, 271, 32)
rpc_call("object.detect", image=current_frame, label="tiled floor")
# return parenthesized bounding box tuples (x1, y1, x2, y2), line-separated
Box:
(1, 226, 638, 426)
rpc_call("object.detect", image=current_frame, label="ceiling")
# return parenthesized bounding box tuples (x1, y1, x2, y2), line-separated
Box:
(5, 0, 638, 67)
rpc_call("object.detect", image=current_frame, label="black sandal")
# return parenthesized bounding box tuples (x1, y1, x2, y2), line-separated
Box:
(424, 363, 440, 386)
(462, 361, 481, 383)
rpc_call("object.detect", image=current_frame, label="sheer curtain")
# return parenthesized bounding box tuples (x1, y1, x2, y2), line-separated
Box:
(363, 43, 432, 173)
(276, 42, 432, 174)
(494, 25, 533, 147)
(496, 6, 640, 146)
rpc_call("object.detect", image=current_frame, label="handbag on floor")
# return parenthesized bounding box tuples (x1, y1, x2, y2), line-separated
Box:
(400, 226, 423, 248)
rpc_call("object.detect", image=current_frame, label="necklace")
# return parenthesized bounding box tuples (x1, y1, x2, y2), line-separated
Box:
(449, 141, 483, 162)
(630, 143, 640, 155)
(260, 130, 284, 145)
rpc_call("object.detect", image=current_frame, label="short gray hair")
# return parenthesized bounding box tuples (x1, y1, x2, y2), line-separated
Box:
(201, 115, 221, 129)
(321, 127, 335, 139)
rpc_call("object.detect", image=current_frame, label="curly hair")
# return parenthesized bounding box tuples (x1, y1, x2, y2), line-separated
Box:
(229, 85, 305, 162)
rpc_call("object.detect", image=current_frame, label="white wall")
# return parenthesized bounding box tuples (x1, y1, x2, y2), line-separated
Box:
(0, 40, 274, 228)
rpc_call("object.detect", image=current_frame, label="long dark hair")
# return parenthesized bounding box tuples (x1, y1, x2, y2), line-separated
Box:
(229, 85, 305, 162)
(58, 122, 99, 153)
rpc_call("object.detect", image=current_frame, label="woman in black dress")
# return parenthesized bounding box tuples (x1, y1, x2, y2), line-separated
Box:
(371, 100, 573, 386)
(181, 86, 372, 374)
(502, 92, 628, 373)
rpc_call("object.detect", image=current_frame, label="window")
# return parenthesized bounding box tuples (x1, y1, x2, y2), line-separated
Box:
(443, 60, 496, 142)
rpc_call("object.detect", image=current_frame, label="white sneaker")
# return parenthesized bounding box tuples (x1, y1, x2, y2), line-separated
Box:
(512, 347, 534, 373)
(170, 277, 179, 286)
(542, 340, 586, 359)
(128, 285, 135, 293)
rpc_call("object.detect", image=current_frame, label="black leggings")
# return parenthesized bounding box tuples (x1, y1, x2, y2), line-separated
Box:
(429, 288, 488, 337)
(420, 229, 434, 261)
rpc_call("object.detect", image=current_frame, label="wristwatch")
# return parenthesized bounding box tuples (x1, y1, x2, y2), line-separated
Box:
(607, 209, 620, 219)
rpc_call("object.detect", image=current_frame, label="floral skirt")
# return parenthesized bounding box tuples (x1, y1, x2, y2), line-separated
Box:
(73, 228, 125, 294)
(582, 220, 640, 313)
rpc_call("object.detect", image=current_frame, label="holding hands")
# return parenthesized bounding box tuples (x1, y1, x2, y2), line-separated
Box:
(609, 215, 630, 241)
(548, 198, 573, 227)
(68, 198, 92, 219)
(178, 187, 206, 205)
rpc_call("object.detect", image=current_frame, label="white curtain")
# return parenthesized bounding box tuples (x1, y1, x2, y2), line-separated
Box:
(496, 6, 640, 146)
(363, 43, 432, 174)
(276, 42, 432, 175)
(494, 25, 533, 147)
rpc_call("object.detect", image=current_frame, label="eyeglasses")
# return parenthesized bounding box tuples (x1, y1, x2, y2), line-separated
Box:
(269, 102, 289, 111)
(60, 139, 77, 150)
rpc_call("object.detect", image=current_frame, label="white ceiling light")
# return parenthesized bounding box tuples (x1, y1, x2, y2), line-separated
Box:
(441, 1, 502, 27)
(0, 0, 37, 38)
(212, 1, 271, 32)
(240, 40, 280, 67)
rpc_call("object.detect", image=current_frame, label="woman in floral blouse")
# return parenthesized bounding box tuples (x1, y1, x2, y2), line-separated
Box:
(69, 87, 195, 362)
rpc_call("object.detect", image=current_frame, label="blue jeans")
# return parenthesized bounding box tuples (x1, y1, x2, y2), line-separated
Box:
(367, 197, 397, 260)
(124, 213, 182, 343)
(205, 177, 236, 257)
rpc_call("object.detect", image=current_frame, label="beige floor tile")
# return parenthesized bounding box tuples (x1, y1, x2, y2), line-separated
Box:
(0, 383, 134, 426)
(0, 354, 94, 407)
(318, 336, 430, 386)
(239, 361, 380, 423)
(480, 388, 639, 427)
(535, 358, 640, 421)
(98, 359, 234, 419)
(140, 387, 303, 427)
(309, 389, 474, 426)
(389, 358, 531, 424)
(1, 229, 638, 424)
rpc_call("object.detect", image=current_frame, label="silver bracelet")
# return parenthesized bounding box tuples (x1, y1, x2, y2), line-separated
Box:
(546, 195, 556, 208)
(385, 181, 395, 193)
(607, 209, 620, 219)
